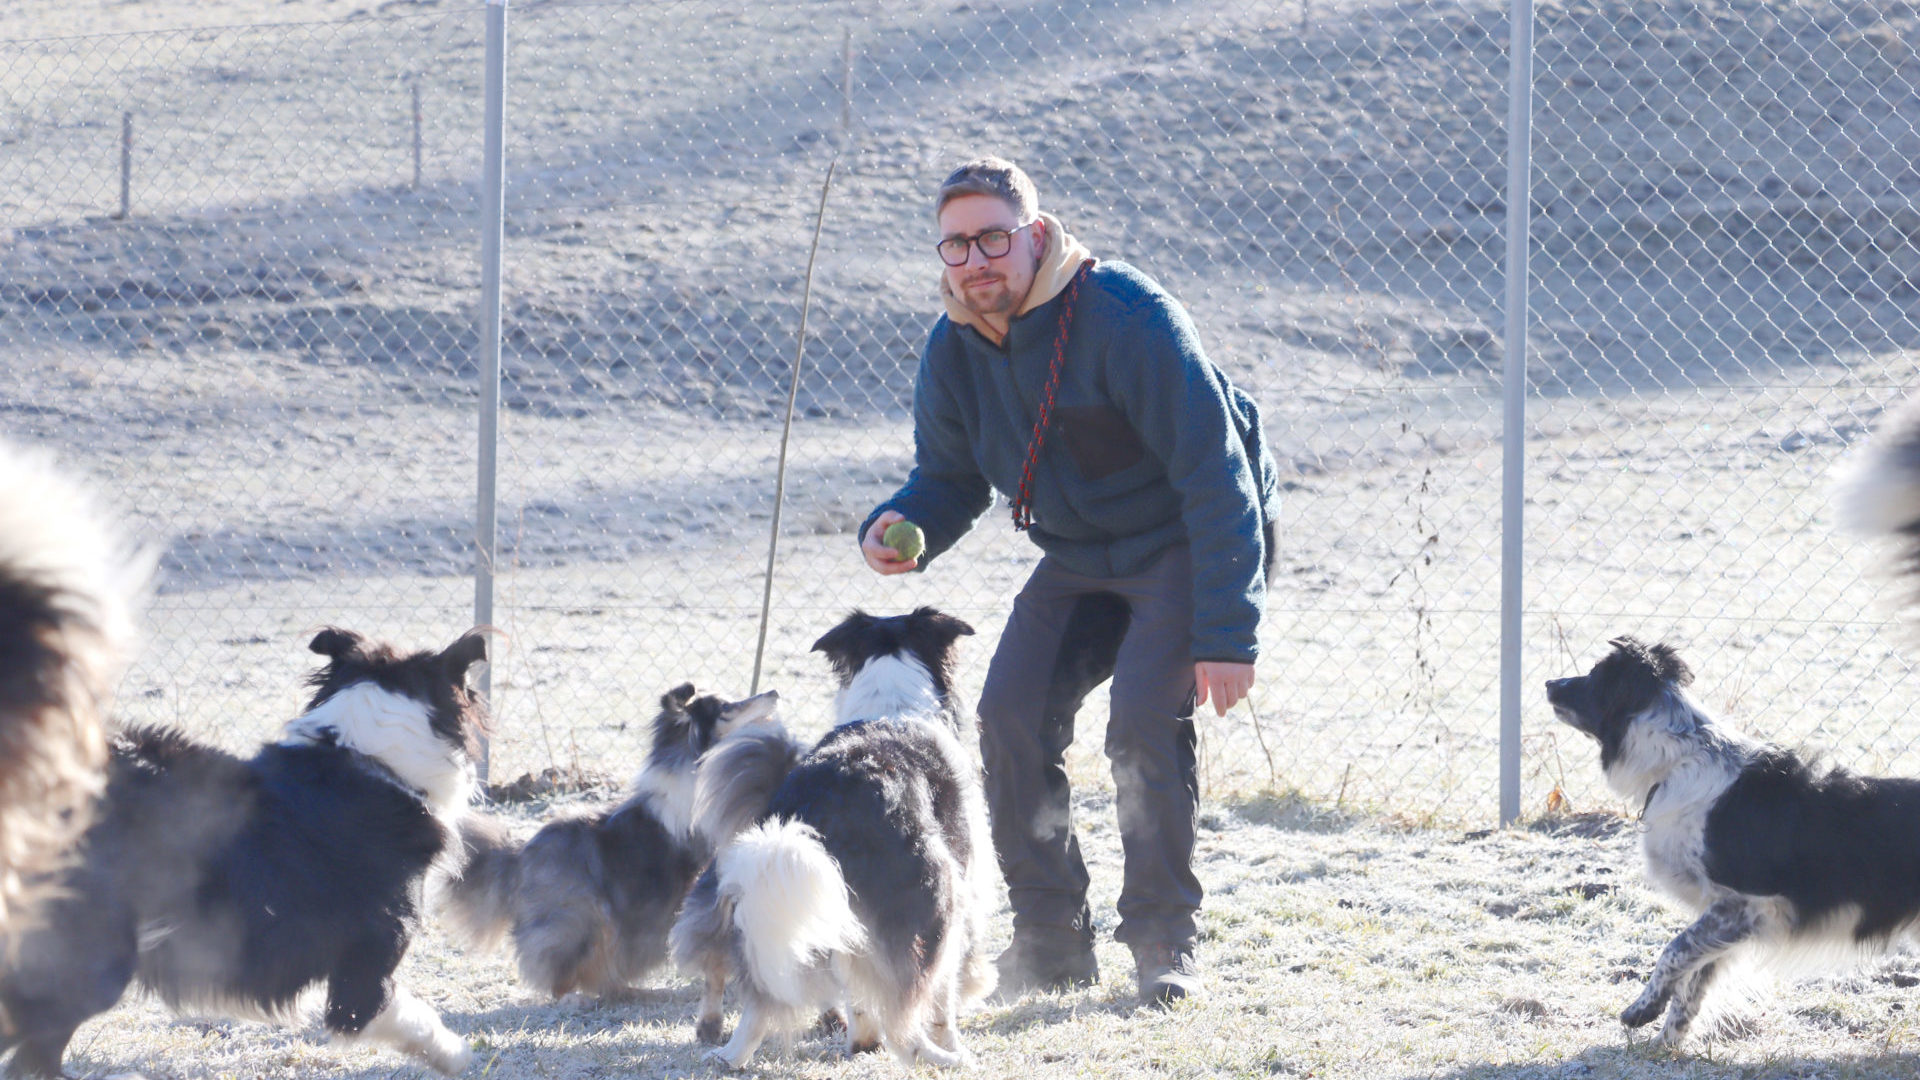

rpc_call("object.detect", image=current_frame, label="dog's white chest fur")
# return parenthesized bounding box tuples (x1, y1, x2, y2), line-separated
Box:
(631, 765, 696, 841)
(283, 683, 472, 818)
(835, 654, 942, 725)
(1640, 805, 1717, 911)
(1626, 725, 1747, 912)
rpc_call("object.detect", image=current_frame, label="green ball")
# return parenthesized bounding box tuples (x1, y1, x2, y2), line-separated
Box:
(883, 520, 926, 562)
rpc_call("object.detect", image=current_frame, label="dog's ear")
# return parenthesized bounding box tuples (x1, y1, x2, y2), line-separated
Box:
(1646, 642, 1693, 688)
(440, 632, 488, 679)
(1605, 635, 1644, 659)
(661, 682, 697, 713)
(909, 606, 975, 642)
(811, 611, 877, 655)
(309, 627, 364, 659)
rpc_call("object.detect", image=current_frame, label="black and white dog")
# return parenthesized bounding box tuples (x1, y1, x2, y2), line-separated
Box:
(1542, 397, 1920, 1050)
(670, 608, 997, 1068)
(1549, 637, 1920, 1048)
(0, 627, 487, 1078)
(439, 683, 781, 999)
(0, 442, 146, 936)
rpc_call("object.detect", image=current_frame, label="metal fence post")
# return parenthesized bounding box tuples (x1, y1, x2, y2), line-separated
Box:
(115, 111, 132, 219)
(1499, 0, 1535, 826)
(474, 0, 509, 785)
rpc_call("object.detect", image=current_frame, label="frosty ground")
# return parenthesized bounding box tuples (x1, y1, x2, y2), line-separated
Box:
(45, 790, 1920, 1080)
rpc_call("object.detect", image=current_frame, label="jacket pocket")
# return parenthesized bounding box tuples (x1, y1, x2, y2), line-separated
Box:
(1053, 405, 1148, 481)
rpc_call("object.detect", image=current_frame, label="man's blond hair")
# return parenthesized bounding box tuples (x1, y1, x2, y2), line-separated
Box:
(934, 157, 1039, 222)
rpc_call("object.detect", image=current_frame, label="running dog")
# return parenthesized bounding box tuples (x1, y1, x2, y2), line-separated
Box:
(670, 608, 997, 1068)
(1542, 397, 1920, 1050)
(439, 683, 781, 999)
(1550, 635, 1920, 1049)
(0, 628, 487, 1078)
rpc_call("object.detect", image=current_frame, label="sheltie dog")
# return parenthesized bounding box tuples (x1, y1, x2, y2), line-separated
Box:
(0, 627, 487, 1077)
(439, 683, 781, 999)
(670, 607, 997, 1068)
(0, 443, 145, 935)
(1541, 396, 1920, 1049)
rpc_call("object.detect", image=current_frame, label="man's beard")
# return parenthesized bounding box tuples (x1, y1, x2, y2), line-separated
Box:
(957, 275, 1018, 318)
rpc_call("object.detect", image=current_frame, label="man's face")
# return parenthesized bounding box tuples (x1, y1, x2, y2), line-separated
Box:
(937, 193, 1045, 322)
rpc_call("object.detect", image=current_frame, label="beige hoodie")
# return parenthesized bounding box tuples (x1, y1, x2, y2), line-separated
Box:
(938, 211, 1095, 345)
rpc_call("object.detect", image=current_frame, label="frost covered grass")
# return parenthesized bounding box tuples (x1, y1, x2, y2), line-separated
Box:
(47, 789, 1920, 1080)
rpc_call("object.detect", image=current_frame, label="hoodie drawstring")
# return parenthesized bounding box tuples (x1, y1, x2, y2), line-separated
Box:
(1011, 258, 1096, 533)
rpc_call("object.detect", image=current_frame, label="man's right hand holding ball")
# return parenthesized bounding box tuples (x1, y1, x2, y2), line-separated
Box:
(862, 510, 921, 575)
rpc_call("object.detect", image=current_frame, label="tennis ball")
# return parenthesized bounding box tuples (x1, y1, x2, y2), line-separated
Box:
(883, 520, 926, 562)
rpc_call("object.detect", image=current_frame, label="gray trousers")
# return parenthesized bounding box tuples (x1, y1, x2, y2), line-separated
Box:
(977, 544, 1201, 950)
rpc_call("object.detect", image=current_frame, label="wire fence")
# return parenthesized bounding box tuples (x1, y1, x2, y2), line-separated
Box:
(3, 0, 1918, 823)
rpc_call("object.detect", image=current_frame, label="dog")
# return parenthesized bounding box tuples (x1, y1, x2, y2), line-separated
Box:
(438, 683, 781, 999)
(0, 443, 146, 936)
(670, 607, 997, 1068)
(1547, 636, 1920, 1048)
(0, 627, 487, 1078)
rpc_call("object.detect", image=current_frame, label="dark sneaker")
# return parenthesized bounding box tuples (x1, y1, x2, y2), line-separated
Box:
(1131, 942, 1202, 1007)
(994, 926, 1099, 995)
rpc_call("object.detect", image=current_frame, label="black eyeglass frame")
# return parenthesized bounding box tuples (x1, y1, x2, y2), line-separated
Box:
(935, 220, 1037, 267)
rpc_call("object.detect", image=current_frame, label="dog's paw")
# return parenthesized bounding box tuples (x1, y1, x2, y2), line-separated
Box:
(425, 1036, 474, 1075)
(906, 1040, 967, 1069)
(1620, 989, 1669, 1029)
(702, 1047, 747, 1070)
(1655, 1017, 1694, 1051)
(696, 1016, 726, 1046)
(814, 1007, 847, 1035)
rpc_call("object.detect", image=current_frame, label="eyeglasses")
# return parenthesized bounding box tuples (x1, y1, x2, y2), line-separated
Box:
(935, 221, 1035, 267)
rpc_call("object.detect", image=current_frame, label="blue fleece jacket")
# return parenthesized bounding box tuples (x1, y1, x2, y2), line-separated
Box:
(863, 260, 1281, 663)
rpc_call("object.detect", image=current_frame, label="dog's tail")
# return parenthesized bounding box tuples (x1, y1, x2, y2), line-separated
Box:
(691, 724, 805, 851)
(712, 818, 866, 1008)
(436, 812, 523, 952)
(0, 442, 149, 932)
(1838, 396, 1920, 607)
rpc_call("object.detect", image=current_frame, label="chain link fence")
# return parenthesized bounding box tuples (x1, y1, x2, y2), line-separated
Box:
(3, 0, 1917, 823)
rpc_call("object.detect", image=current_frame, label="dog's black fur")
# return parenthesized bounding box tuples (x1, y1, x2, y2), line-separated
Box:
(671, 607, 996, 1068)
(440, 684, 779, 999)
(0, 628, 487, 1078)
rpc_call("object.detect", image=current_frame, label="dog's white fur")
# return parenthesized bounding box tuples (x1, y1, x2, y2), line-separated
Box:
(1610, 693, 1755, 912)
(350, 984, 473, 1075)
(830, 653, 944, 726)
(629, 758, 698, 842)
(0, 442, 148, 931)
(715, 821, 868, 1009)
(284, 683, 474, 819)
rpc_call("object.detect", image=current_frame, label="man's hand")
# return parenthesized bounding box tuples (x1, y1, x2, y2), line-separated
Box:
(1194, 661, 1255, 716)
(861, 510, 919, 575)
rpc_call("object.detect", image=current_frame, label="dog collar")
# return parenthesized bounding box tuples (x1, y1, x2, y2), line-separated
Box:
(1639, 782, 1662, 819)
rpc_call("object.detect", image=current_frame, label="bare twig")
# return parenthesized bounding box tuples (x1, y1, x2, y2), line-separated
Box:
(1245, 689, 1280, 790)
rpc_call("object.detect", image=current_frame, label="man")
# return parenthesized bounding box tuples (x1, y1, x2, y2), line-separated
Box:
(859, 157, 1280, 1006)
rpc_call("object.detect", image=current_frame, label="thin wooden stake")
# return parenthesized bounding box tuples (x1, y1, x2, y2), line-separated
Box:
(839, 28, 854, 147)
(411, 81, 424, 189)
(751, 157, 838, 695)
